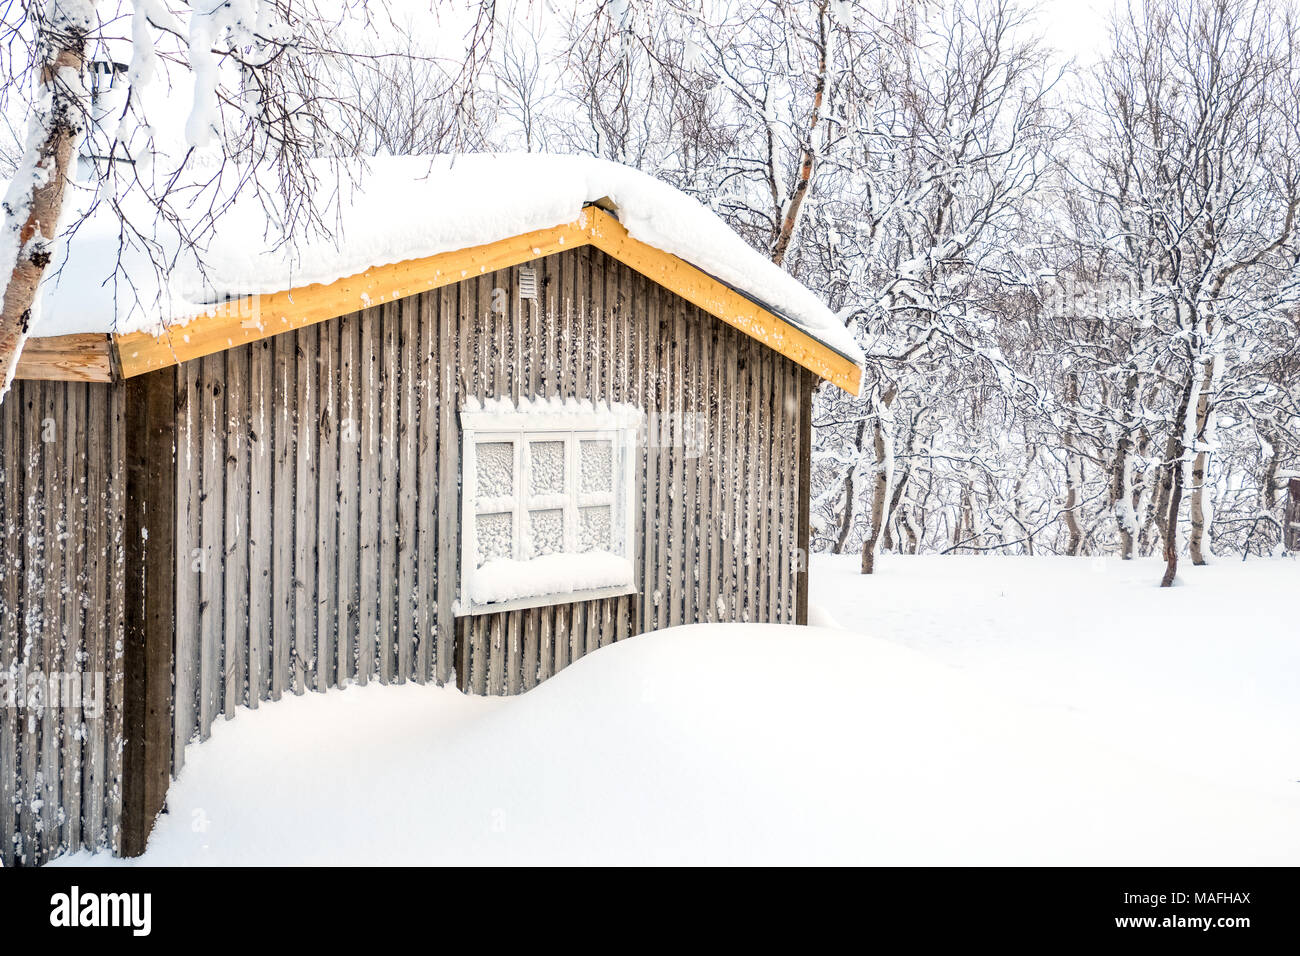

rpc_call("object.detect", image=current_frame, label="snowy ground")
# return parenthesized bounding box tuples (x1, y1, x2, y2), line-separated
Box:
(812, 554, 1300, 802)
(53, 555, 1299, 866)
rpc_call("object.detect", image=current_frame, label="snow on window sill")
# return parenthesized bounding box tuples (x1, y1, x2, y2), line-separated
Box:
(457, 551, 636, 617)
(461, 395, 644, 432)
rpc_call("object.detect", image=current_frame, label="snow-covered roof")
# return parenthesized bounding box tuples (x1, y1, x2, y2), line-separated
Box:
(31, 153, 864, 368)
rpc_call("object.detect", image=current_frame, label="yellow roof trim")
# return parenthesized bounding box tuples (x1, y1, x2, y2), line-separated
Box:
(112, 207, 860, 394)
(14, 333, 115, 382)
(582, 209, 860, 394)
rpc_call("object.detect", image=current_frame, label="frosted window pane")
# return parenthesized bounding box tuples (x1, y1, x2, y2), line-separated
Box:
(579, 505, 612, 552)
(476, 512, 513, 566)
(529, 509, 564, 557)
(529, 441, 565, 495)
(580, 440, 613, 494)
(476, 442, 514, 497)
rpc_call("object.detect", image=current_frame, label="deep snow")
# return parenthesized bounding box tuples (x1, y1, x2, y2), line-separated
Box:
(811, 553, 1300, 800)
(51, 555, 1300, 866)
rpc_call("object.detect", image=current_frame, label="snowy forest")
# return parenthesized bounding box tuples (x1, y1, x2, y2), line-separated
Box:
(3, 0, 1299, 588)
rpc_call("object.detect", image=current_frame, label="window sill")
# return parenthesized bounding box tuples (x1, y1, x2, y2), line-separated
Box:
(456, 584, 639, 618)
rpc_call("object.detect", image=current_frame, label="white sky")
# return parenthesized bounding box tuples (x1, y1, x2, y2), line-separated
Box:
(1031, 0, 1114, 65)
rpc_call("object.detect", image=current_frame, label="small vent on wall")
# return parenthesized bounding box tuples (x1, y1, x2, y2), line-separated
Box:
(518, 267, 538, 301)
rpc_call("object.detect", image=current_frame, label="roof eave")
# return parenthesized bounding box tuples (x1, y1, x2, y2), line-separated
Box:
(28, 208, 860, 395)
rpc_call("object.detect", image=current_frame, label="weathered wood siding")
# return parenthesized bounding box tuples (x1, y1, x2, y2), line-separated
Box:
(168, 245, 805, 755)
(172, 301, 457, 761)
(0, 380, 125, 867)
(1, 248, 812, 865)
(453, 248, 807, 693)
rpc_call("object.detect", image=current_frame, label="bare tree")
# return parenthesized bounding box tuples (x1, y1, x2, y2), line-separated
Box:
(493, 23, 555, 152)
(0, 0, 500, 403)
(0, 0, 95, 397)
(545, 0, 1300, 580)
(1071, 0, 1300, 585)
(814, 0, 1061, 573)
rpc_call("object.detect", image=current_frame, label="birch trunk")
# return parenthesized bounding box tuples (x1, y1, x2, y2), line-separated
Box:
(1110, 368, 1140, 559)
(881, 467, 909, 553)
(1061, 372, 1083, 555)
(769, 0, 830, 267)
(881, 411, 919, 552)
(1188, 348, 1218, 565)
(1259, 426, 1284, 554)
(1261, 427, 1281, 513)
(860, 387, 896, 574)
(1160, 371, 1199, 588)
(832, 419, 867, 554)
(899, 505, 919, 554)
(1146, 456, 1172, 558)
(0, 4, 93, 402)
(1011, 445, 1037, 555)
(959, 487, 980, 552)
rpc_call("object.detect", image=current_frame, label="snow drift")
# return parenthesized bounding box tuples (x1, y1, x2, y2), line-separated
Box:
(52, 614, 1300, 866)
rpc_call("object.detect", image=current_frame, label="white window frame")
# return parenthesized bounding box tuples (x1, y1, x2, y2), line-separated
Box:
(458, 398, 641, 615)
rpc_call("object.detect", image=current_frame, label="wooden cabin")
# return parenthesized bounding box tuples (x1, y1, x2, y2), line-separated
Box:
(0, 155, 862, 865)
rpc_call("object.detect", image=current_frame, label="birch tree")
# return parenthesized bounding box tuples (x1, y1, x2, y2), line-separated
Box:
(0, 0, 95, 398)
(542, 0, 1300, 574)
(813, 0, 1060, 572)
(0, 0, 499, 404)
(1074, 0, 1300, 585)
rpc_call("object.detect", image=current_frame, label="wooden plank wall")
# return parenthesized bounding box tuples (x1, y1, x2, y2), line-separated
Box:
(172, 245, 805, 760)
(121, 368, 177, 857)
(173, 297, 455, 760)
(0, 380, 125, 867)
(0, 249, 807, 864)
(454, 247, 805, 692)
